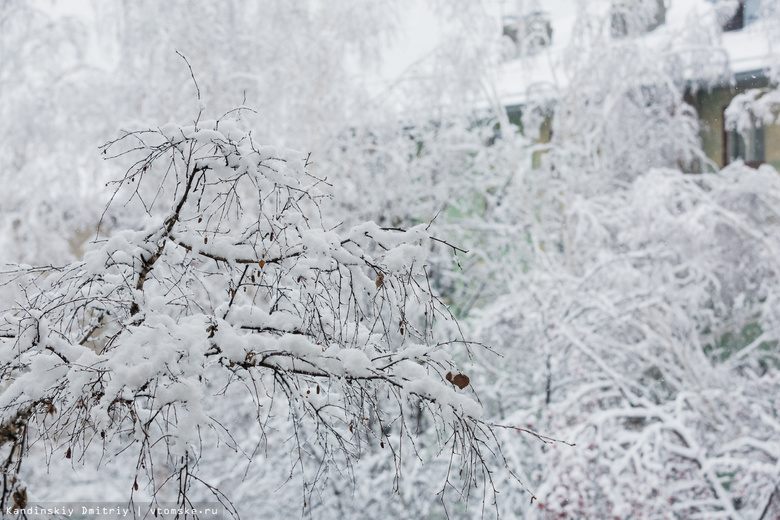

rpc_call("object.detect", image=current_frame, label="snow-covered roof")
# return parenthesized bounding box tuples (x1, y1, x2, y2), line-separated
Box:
(722, 18, 774, 78)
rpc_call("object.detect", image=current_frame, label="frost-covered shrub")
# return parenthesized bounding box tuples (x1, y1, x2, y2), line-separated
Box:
(472, 165, 780, 518)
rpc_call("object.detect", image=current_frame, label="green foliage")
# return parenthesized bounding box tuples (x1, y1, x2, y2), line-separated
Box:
(704, 320, 779, 365)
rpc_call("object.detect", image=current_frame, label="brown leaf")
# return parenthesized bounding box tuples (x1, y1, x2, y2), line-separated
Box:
(258, 259, 265, 268)
(66, 447, 71, 459)
(452, 374, 470, 389)
(12, 488, 27, 510)
(447, 372, 470, 389)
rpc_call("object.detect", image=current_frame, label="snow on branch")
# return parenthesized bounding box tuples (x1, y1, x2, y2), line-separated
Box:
(725, 87, 780, 133)
(0, 113, 527, 517)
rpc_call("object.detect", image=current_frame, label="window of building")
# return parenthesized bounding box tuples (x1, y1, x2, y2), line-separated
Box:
(722, 2, 745, 31)
(523, 11, 552, 54)
(725, 123, 765, 167)
(717, 0, 761, 31)
(502, 11, 552, 56)
(502, 15, 519, 45)
(611, 0, 666, 37)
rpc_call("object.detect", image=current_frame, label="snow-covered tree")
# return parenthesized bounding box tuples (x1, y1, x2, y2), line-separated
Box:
(0, 103, 533, 517)
(472, 163, 780, 518)
(0, 1, 543, 517)
(457, 1, 780, 518)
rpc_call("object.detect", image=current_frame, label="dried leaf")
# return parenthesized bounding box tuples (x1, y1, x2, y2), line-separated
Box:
(12, 488, 27, 510)
(451, 374, 470, 389)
